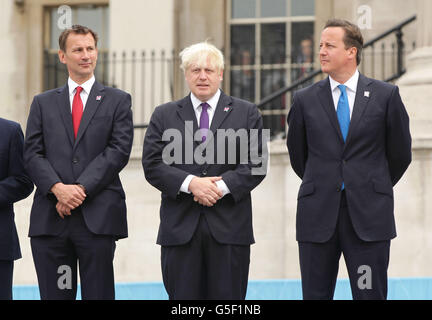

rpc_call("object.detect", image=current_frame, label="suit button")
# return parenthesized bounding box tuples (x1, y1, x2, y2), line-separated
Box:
(202, 170, 207, 176)
(72, 158, 79, 164)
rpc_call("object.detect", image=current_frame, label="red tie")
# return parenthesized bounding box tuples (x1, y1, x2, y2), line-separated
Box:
(72, 86, 83, 139)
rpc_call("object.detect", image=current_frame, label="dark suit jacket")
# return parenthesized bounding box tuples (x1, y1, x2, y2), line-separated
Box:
(142, 91, 266, 246)
(24, 81, 133, 239)
(0, 119, 34, 260)
(287, 73, 411, 243)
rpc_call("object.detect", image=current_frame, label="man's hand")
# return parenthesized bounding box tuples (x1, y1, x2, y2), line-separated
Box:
(189, 176, 223, 207)
(56, 202, 71, 219)
(51, 182, 86, 210)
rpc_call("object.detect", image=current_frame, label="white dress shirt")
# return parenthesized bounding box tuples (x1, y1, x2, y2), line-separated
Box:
(68, 76, 96, 112)
(179, 89, 231, 197)
(329, 69, 359, 119)
(190, 88, 220, 127)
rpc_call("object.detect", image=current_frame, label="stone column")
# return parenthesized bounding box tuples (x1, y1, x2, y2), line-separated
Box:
(0, 0, 28, 126)
(394, 0, 432, 279)
(173, 0, 226, 99)
(397, 0, 432, 139)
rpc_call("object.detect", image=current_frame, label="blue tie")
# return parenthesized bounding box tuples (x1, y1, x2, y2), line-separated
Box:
(337, 84, 350, 142)
(337, 84, 350, 190)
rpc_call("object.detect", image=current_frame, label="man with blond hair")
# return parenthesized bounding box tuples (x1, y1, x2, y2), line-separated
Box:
(142, 42, 267, 299)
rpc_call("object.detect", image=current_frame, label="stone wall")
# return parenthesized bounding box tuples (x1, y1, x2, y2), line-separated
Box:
(13, 138, 432, 284)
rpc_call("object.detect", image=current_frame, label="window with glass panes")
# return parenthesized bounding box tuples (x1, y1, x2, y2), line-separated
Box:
(227, 0, 315, 138)
(43, 4, 109, 90)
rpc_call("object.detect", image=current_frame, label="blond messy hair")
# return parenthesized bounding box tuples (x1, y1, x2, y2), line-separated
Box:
(179, 41, 224, 73)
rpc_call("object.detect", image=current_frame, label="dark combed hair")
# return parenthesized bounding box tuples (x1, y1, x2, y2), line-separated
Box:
(58, 24, 98, 52)
(324, 19, 364, 65)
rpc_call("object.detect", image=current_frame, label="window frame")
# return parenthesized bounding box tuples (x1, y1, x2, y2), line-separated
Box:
(226, 0, 315, 104)
(42, 4, 110, 90)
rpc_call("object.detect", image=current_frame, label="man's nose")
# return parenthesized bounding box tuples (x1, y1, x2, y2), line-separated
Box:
(199, 70, 207, 79)
(82, 50, 90, 59)
(319, 46, 326, 56)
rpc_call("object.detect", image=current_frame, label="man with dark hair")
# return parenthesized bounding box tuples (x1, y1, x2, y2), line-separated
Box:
(58, 24, 98, 52)
(324, 19, 364, 65)
(287, 19, 411, 299)
(24, 25, 133, 300)
(0, 119, 34, 300)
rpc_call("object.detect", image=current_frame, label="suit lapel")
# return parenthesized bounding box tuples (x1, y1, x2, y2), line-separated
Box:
(73, 81, 105, 150)
(208, 92, 233, 143)
(203, 92, 233, 171)
(344, 73, 372, 148)
(57, 84, 75, 146)
(176, 92, 233, 146)
(176, 95, 199, 144)
(317, 78, 344, 143)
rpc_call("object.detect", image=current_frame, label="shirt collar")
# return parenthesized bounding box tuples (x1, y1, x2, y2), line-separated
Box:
(190, 89, 221, 111)
(329, 69, 359, 93)
(68, 75, 96, 96)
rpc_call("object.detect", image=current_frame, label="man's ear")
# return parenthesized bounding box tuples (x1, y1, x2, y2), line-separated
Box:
(58, 50, 66, 64)
(349, 47, 357, 61)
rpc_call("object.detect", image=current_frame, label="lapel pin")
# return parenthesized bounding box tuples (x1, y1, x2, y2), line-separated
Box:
(364, 91, 370, 98)
(96, 95, 102, 101)
(224, 107, 230, 112)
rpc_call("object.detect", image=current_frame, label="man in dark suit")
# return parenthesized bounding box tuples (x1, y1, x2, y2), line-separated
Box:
(142, 42, 267, 300)
(24, 25, 133, 300)
(0, 119, 34, 300)
(287, 19, 411, 299)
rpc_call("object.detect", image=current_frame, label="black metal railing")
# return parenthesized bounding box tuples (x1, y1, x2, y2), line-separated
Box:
(43, 49, 179, 146)
(43, 15, 416, 144)
(257, 15, 417, 139)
